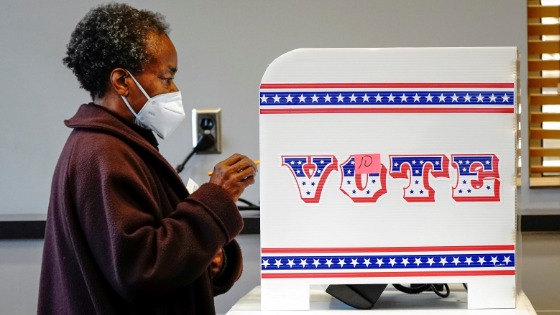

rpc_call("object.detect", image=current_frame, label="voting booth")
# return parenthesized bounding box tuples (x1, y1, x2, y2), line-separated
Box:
(259, 48, 518, 311)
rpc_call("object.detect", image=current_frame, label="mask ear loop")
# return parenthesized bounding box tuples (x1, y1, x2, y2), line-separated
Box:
(120, 71, 151, 119)
(125, 71, 152, 100)
(121, 94, 139, 119)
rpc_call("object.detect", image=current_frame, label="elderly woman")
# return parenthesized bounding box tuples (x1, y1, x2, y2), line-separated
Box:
(38, 3, 257, 314)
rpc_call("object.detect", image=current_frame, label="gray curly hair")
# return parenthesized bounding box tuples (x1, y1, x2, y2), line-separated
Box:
(63, 2, 170, 99)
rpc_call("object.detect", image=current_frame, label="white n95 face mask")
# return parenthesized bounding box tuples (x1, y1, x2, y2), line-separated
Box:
(121, 72, 186, 139)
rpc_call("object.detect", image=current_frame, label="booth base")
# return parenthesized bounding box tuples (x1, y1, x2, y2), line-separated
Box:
(226, 285, 536, 314)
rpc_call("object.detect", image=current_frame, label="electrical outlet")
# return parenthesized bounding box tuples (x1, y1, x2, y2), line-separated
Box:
(192, 108, 221, 154)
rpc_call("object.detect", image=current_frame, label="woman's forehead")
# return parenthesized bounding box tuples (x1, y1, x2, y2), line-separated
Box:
(145, 33, 177, 72)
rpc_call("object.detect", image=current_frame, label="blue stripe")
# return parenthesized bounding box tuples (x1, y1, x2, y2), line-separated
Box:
(261, 253, 515, 270)
(259, 91, 514, 106)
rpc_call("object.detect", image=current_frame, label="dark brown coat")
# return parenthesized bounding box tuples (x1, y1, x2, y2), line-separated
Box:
(38, 104, 243, 314)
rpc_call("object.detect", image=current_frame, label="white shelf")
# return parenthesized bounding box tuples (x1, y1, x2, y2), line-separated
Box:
(227, 285, 536, 314)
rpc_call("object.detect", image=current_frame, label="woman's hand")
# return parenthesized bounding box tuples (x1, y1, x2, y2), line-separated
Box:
(209, 154, 258, 202)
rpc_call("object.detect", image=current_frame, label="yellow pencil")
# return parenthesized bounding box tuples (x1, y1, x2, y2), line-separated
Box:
(208, 160, 259, 176)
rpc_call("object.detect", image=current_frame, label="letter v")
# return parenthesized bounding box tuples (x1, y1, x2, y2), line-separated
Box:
(282, 155, 338, 203)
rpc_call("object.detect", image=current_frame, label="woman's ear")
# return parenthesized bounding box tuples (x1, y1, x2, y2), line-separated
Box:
(110, 68, 130, 97)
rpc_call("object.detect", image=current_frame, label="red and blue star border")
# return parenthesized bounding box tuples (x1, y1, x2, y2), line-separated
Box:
(259, 83, 515, 114)
(261, 245, 515, 279)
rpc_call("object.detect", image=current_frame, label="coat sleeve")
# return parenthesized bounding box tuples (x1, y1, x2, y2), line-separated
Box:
(67, 133, 243, 303)
(212, 240, 243, 296)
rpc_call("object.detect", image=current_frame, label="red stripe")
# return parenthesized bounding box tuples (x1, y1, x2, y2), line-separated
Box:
(261, 245, 515, 254)
(261, 270, 515, 279)
(259, 108, 514, 114)
(260, 83, 514, 89)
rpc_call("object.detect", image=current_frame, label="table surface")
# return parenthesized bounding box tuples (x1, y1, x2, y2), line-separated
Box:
(226, 285, 536, 314)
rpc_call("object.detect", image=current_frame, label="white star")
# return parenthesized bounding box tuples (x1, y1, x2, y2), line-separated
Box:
(464, 93, 471, 102)
(300, 259, 308, 268)
(439, 257, 448, 266)
(262, 259, 270, 268)
(349, 94, 357, 102)
(451, 93, 459, 102)
(324, 93, 332, 102)
(465, 257, 473, 265)
(273, 94, 281, 103)
(351, 258, 359, 267)
(503, 256, 511, 265)
(438, 93, 446, 102)
(338, 258, 346, 268)
(362, 93, 370, 102)
(425, 93, 434, 102)
(452, 257, 461, 266)
(413, 93, 421, 102)
(478, 256, 486, 265)
(313, 259, 321, 268)
(400, 93, 408, 102)
(476, 93, 484, 102)
(502, 93, 510, 102)
(298, 94, 306, 103)
(489, 93, 497, 102)
(375, 93, 383, 102)
(337, 94, 345, 102)
(414, 257, 422, 266)
(260, 94, 268, 103)
(287, 259, 295, 268)
(363, 258, 372, 267)
(274, 259, 283, 268)
(311, 94, 319, 102)
(389, 258, 397, 267)
(376, 258, 384, 267)
(285, 94, 293, 103)
(490, 256, 499, 265)
(401, 257, 409, 267)
(387, 93, 395, 102)
(325, 259, 333, 268)
(427, 257, 435, 266)
(290, 160, 295, 165)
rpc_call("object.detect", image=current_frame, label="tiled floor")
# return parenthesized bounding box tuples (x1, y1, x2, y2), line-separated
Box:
(521, 232, 560, 315)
